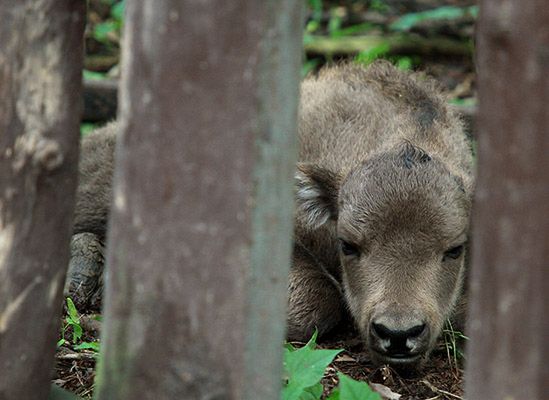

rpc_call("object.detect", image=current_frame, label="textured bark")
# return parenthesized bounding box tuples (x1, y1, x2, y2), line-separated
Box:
(465, 1, 549, 399)
(0, 1, 85, 399)
(94, 1, 303, 399)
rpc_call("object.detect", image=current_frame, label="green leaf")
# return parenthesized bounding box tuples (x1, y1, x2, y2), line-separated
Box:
(390, 6, 478, 31)
(285, 342, 297, 352)
(71, 324, 83, 344)
(326, 388, 340, 400)
(307, 0, 323, 23)
(306, 20, 320, 34)
(304, 330, 318, 349)
(111, 1, 125, 21)
(81, 123, 99, 136)
(93, 21, 118, 43)
(74, 342, 100, 352)
(66, 298, 79, 322)
(327, 11, 343, 38)
(48, 384, 83, 400)
(332, 22, 376, 37)
(303, 33, 314, 46)
(395, 56, 412, 70)
(301, 58, 321, 78)
(57, 338, 66, 348)
(83, 69, 107, 81)
(354, 42, 391, 65)
(448, 97, 476, 107)
(370, 0, 389, 13)
(282, 331, 342, 400)
(299, 383, 324, 400)
(335, 374, 381, 400)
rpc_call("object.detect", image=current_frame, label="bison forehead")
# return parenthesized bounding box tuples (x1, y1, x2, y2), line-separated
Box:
(337, 155, 469, 243)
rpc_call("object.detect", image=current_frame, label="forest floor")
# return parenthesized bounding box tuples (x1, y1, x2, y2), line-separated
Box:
(53, 314, 466, 399)
(54, 1, 476, 399)
(316, 324, 466, 399)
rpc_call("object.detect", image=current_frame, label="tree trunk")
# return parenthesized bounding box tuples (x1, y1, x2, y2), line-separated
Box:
(0, 1, 85, 399)
(465, 1, 549, 399)
(94, 1, 303, 399)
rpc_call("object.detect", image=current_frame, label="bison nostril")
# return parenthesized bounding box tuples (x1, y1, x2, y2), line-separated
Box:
(406, 323, 426, 339)
(371, 322, 427, 341)
(370, 321, 428, 357)
(371, 322, 394, 340)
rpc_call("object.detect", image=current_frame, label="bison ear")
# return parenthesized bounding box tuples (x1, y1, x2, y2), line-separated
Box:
(295, 163, 341, 229)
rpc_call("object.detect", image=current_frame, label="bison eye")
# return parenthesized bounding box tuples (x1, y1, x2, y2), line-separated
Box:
(443, 245, 464, 261)
(339, 239, 360, 257)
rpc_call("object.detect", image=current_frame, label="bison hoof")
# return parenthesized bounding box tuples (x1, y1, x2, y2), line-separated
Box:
(64, 232, 105, 310)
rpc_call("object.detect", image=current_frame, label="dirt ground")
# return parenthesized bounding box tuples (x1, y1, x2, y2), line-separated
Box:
(53, 314, 465, 400)
(316, 324, 465, 400)
(53, 313, 100, 398)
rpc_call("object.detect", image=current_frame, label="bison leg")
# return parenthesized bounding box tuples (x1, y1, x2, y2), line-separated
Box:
(286, 243, 346, 341)
(64, 232, 105, 310)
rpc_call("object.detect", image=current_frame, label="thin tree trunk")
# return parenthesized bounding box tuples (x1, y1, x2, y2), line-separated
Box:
(465, 0, 549, 398)
(0, 1, 85, 399)
(95, 1, 303, 399)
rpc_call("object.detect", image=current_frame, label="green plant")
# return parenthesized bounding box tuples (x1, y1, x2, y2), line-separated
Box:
(305, 0, 323, 36)
(330, 22, 376, 38)
(283, 332, 341, 400)
(355, 45, 419, 70)
(327, 8, 344, 38)
(302, 58, 322, 78)
(81, 123, 100, 136)
(326, 374, 382, 400)
(307, 0, 323, 22)
(83, 69, 107, 81)
(389, 6, 478, 31)
(92, 0, 125, 46)
(354, 42, 391, 65)
(283, 332, 381, 400)
(449, 97, 477, 107)
(57, 298, 100, 353)
(369, 0, 389, 13)
(58, 298, 83, 346)
(442, 319, 468, 372)
(74, 341, 101, 352)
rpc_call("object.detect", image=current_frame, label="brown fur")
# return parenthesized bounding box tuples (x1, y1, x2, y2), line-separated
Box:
(291, 61, 473, 368)
(73, 122, 117, 240)
(73, 61, 473, 368)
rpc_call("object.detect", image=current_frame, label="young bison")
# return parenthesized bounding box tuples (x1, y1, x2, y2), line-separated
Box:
(69, 61, 473, 369)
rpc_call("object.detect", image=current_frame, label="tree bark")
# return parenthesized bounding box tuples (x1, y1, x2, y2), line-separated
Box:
(94, 1, 303, 399)
(0, 1, 85, 399)
(465, 0, 549, 399)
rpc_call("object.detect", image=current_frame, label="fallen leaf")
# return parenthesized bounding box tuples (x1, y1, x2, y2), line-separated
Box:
(370, 383, 402, 399)
(335, 354, 357, 362)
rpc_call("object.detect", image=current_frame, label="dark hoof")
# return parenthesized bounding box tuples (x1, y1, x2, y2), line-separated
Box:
(64, 232, 105, 310)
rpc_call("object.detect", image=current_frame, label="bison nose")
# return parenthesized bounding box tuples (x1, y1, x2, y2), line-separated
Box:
(370, 320, 428, 358)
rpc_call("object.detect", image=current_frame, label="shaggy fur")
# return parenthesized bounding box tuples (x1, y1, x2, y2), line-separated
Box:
(72, 61, 474, 368)
(290, 61, 473, 368)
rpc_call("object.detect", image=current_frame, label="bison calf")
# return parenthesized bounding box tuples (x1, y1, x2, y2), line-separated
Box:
(69, 61, 473, 369)
(288, 61, 473, 368)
